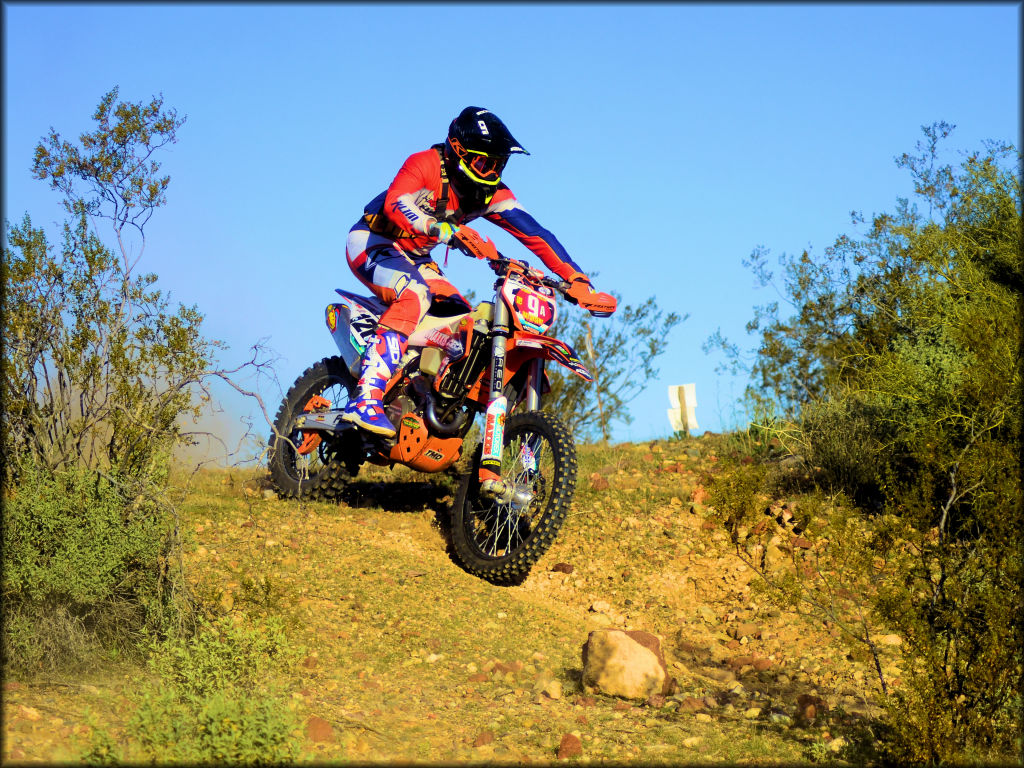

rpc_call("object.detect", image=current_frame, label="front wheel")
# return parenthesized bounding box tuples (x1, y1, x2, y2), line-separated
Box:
(450, 410, 577, 585)
(268, 356, 359, 500)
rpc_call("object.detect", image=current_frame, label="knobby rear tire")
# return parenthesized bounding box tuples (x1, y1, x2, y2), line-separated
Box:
(268, 356, 357, 500)
(450, 410, 577, 585)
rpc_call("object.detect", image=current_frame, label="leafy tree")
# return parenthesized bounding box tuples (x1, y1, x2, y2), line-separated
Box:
(707, 124, 1022, 761)
(1, 87, 264, 671)
(5, 87, 203, 481)
(544, 293, 683, 442)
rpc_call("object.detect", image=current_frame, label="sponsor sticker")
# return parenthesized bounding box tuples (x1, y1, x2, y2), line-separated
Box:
(385, 332, 401, 364)
(427, 328, 464, 358)
(391, 199, 420, 223)
(482, 396, 507, 464)
(491, 355, 505, 393)
(521, 443, 537, 472)
(349, 312, 377, 352)
(512, 287, 556, 331)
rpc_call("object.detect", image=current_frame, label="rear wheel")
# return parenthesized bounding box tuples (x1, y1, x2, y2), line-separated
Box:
(450, 410, 577, 585)
(268, 356, 359, 500)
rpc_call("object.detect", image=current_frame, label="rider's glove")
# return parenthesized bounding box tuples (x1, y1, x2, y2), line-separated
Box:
(429, 221, 459, 244)
(566, 272, 618, 317)
(449, 226, 499, 260)
(567, 279, 592, 303)
(566, 272, 594, 303)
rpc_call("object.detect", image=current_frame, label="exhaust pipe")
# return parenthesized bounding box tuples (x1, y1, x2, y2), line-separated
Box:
(413, 379, 469, 436)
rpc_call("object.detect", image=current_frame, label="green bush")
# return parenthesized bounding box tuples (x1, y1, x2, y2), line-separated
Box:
(3, 462, 168, 604)
(1, 89, 242, 675)
(82, 614, 303, 763)
(800, 395, 894, 509)
(126, 687, 300, 764)
(1, 461, 176, 672)
(147, 614, 298, 697)
(709, 124, 1022, 762)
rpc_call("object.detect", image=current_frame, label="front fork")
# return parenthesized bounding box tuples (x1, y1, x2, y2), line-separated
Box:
(478, 302, 544, 502)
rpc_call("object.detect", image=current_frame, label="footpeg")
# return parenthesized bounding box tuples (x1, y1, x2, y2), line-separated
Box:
(294, 409, 356, 435)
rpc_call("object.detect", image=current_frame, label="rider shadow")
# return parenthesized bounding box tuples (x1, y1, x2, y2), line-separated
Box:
(335, 478, 454, 516)
(333, 477, 458, 551)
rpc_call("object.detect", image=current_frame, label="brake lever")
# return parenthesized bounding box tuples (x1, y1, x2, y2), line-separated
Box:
(537, 276, 577, 302)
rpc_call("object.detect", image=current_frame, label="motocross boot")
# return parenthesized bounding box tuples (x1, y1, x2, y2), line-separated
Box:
(342, 327, 408, 437)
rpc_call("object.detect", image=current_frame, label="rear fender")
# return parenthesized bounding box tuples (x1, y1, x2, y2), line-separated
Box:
(328, 289, 473, 380)
(327, 290, 383, 377)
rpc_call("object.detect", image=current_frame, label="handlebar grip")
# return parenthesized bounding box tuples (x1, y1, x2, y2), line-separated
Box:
(450, 227, 501, 261)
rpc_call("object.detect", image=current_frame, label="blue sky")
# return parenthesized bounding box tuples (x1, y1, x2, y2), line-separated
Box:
(3, 2, 1020, 457)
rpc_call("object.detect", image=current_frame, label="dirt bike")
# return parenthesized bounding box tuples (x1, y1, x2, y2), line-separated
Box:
(267, 227, 617, 584)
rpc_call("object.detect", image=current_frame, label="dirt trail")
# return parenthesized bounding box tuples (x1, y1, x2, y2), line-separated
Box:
(3, 438, 891, 763)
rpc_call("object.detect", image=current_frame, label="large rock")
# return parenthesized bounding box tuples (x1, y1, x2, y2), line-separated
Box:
(581, 629, 675, 700)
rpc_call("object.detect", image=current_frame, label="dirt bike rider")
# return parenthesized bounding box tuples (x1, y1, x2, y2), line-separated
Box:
(342, 106, 615, 438)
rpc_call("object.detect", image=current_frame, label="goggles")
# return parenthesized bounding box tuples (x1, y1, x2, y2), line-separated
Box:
(449, 139, 509, 186)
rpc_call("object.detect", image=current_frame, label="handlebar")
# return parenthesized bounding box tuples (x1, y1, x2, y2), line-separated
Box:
(447, 228, 616, 317)
(449, 238, 580, 304)
(488, 254, 580, 304)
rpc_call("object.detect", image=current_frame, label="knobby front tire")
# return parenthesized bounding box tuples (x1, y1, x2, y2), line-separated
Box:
(450, 410, 577, 585)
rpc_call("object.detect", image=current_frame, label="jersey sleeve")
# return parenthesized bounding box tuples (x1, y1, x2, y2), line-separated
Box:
(382, 150, 442, 236)
(483, 186, 583, 281)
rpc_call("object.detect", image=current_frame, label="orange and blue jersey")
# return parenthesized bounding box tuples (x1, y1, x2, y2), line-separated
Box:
(356, 149, 583, 280)
(346, 148, 585, 337)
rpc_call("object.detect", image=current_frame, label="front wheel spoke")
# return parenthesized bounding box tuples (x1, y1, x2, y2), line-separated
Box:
(494, 436, 544, 550)
(477, 516, 496, 552)
(474, 508, 498, 552)
(464, 420, 566, 562)
(482, 505, 509, 554)
(502, 508, 520, 552)
(475, 503, 523, 556)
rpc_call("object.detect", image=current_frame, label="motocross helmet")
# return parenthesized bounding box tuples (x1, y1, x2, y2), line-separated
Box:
(444, 107, 529, 204)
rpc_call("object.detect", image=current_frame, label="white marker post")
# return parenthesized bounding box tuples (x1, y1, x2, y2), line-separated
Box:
(667, 384, 698, 433)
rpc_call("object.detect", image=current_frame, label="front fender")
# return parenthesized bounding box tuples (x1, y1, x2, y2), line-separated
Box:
(508, 331, 593, 382)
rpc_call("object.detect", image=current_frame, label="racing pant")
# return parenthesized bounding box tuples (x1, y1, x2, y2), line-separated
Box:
(345, 223, 465, 338)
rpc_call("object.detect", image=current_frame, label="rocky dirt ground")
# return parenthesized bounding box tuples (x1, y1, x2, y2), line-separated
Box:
(3, 434, 900, 763)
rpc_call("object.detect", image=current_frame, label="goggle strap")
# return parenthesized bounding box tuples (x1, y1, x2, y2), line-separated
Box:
(432, 144, 451, 221)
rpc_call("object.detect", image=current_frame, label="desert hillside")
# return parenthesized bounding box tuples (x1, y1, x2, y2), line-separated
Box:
(4, 434, 896, 763)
